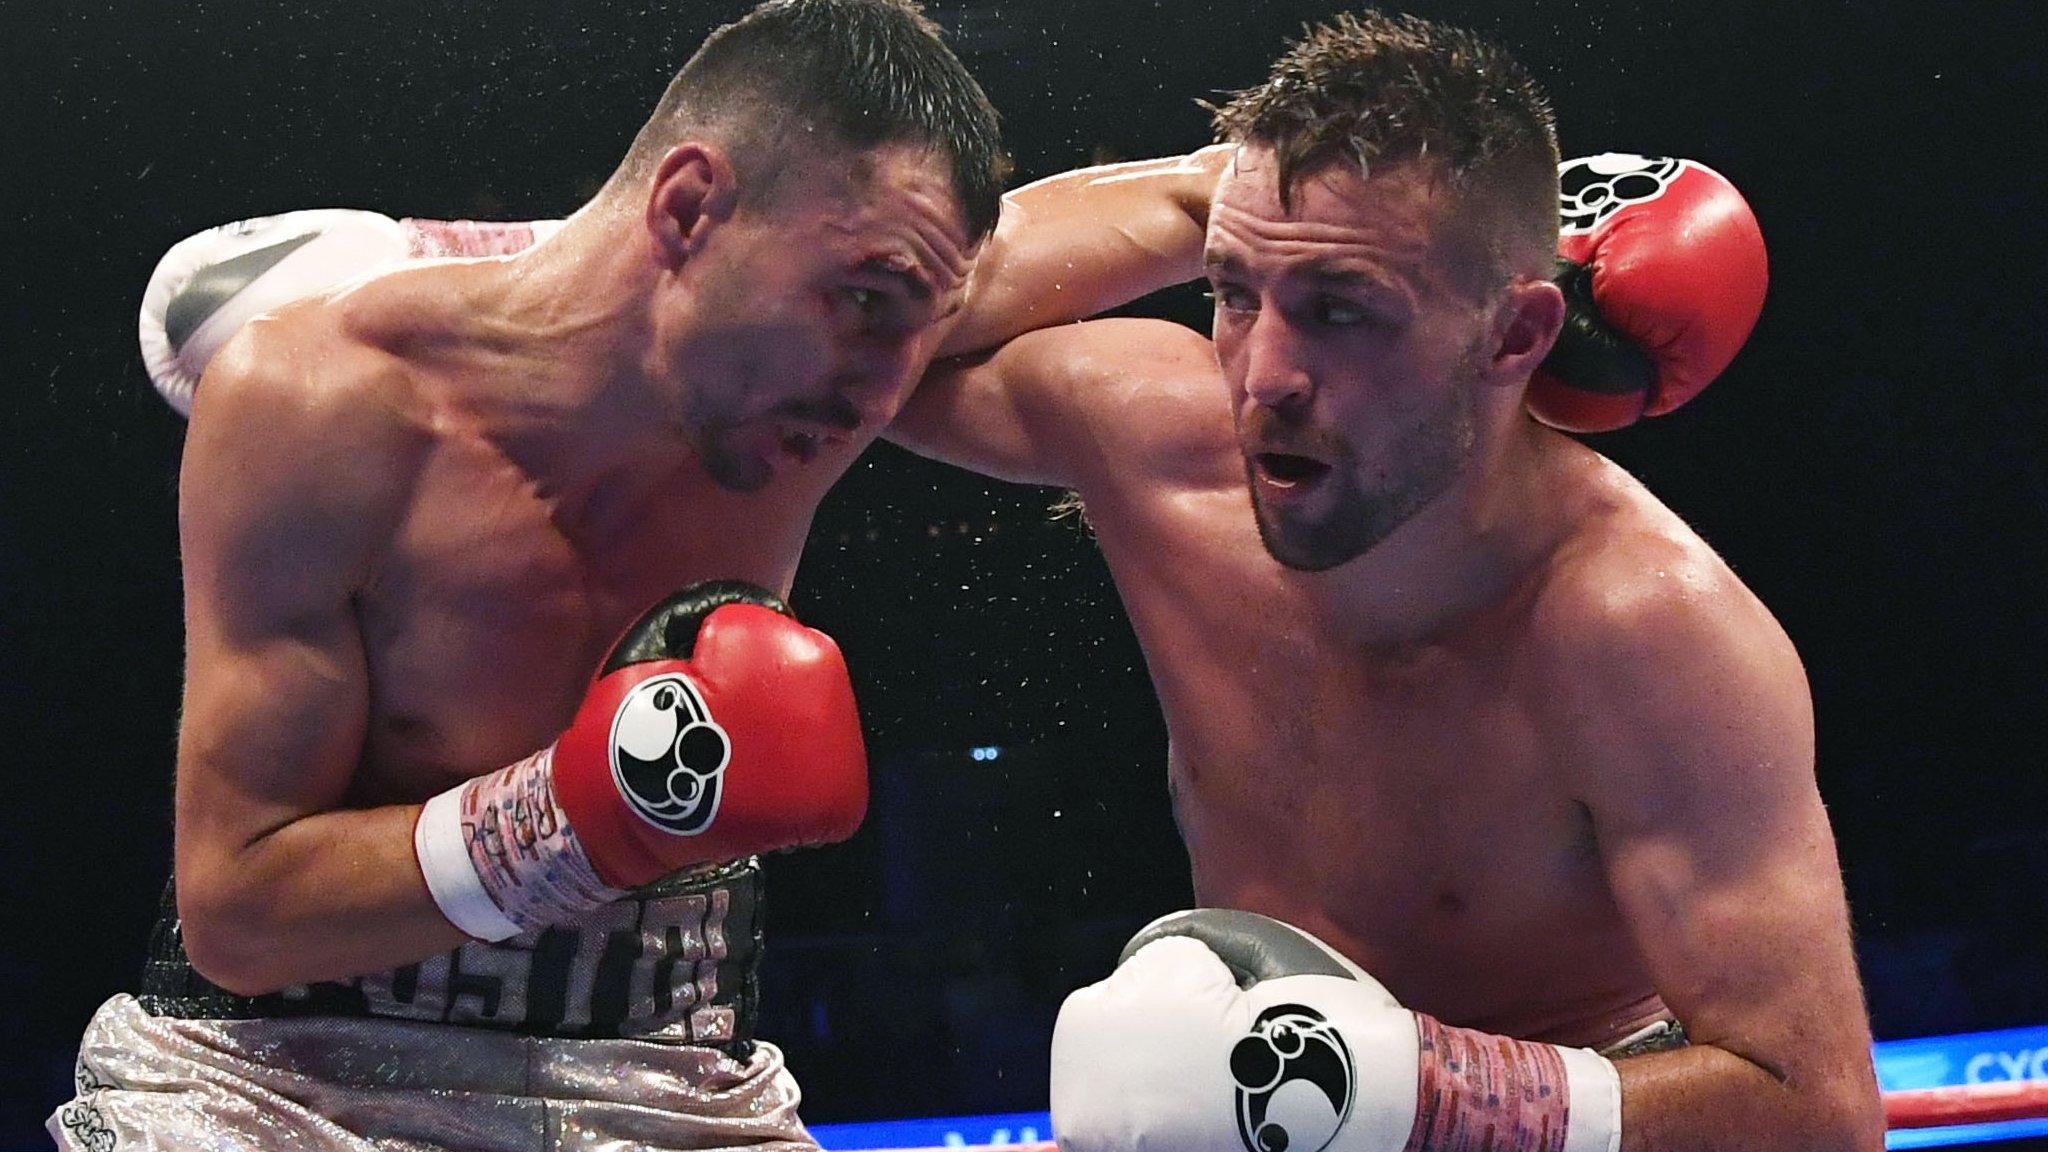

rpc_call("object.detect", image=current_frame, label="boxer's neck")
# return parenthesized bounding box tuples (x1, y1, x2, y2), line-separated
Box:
(394, 210, 706, 532)
(1298, 417, 1566, 651)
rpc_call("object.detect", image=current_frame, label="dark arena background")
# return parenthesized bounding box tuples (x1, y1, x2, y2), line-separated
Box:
(4, 0, 2047, 1147)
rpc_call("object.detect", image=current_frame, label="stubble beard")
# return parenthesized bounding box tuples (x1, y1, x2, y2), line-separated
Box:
(1249, 384, 1479, 573)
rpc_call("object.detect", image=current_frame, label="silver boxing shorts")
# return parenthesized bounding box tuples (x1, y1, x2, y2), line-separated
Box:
(51, 859, 815, 1151)
(50, 993, 816, 1152)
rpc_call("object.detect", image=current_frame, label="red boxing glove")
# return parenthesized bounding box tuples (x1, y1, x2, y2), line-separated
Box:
(550, 582, 870, 889)
(1529, 154, 1769, 432)
(415, 582, 869, 939)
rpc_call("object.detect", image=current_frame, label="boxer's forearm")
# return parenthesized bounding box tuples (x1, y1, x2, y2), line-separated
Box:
(177, 802, 470, 995)
(935, 145, 1230, 358)
(1616, 1044, 1885, 1152)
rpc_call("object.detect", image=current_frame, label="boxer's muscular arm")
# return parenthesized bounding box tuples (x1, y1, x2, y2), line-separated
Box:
(174, 327, 465, 995)
(890, 317, 1225, 489)
(888, 326, 1093, 487)
(1552, 544, 1885, 1152)
(140, 150, 1224, 417)
(933, 147, 1230, 359)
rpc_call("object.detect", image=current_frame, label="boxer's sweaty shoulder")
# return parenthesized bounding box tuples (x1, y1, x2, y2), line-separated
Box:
(1526, 447, 1800, 746)
(183, 283, 628, 800)
(182, 298, 430, 614)
(1054, 318, 1240, 505)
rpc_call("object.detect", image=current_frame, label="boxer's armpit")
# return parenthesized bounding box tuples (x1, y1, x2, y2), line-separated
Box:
(1403, 1013, 1573, 1152)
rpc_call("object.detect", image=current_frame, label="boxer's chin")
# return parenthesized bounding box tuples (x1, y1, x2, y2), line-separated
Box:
(1246, 461, 1432, 572)
(1250, 489, 1375, 572)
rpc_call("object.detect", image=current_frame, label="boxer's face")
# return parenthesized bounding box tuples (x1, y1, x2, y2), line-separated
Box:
(1206, 149, 1502, 571)
(667, 144, 977, 492)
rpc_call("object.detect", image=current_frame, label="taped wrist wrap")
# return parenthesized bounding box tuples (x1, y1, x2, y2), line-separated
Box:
(1406, 1013, 1621, 1152)
(413, 748, 624, 941)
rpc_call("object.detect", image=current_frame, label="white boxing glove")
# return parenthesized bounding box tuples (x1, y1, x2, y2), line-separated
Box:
(138, 209, 562, 415)
(1049, 909, 1621, 1152)
(138, 209, 411, 415)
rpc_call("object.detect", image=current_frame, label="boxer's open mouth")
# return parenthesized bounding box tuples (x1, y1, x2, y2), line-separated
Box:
(1256, 452, 1332, 487)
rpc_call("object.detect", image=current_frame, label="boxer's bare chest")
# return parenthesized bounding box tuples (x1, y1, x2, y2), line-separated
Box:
(348, 431, 822, 800)
(1095, 483, 1660, 1044)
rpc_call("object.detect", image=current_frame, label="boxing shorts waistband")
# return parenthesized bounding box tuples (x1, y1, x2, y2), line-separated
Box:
(138, 857, 763, 1050)
(1598, 1017, 1688, 1059)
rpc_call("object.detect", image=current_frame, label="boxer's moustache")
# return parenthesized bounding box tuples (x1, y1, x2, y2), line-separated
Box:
(1241, 406, 1347, 460)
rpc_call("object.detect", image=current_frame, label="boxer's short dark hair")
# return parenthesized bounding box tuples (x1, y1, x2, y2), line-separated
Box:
(616, 0, 1007, 240)
(1211, 10, 1559, 280)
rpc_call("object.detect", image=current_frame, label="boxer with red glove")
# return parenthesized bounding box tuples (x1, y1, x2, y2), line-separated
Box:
(895, 17, 1874, 1151)
(414, 581, 868, 941)
(112, 18, 1877, 1152)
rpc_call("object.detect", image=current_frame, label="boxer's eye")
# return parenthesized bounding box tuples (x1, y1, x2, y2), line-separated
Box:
(1313, 297, 1366, 327)
(840, 284, 914, 337)
(842, 285, 900, 326)
(1206, 283, 1256, 313)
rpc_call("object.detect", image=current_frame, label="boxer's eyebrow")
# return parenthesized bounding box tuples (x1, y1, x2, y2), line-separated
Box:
(1204, 253, 1404, 293)
(1202, 251, 1245, 276)
(1308, 265, 1383, 286)
(856, 253, 969, 322)
(1308, 263, 1416, 319)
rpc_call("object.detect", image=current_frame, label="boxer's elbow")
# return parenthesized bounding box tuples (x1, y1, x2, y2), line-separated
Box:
(1810, 1078, 1888, 1152)
(176, 865, 301, 996)
(1697, 1042, 1887, 1152)
(1766, 1064, 1886, 1152)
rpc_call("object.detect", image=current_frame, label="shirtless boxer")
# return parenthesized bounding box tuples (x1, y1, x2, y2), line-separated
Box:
(50, 2, 1226, 1149)
(108, 12, 1879, 1152)
(892, 15, 1884, 1151)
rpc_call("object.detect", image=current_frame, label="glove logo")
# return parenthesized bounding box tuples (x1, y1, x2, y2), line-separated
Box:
(1231, 1004, 1355, 1152)
(609, 673, 730, 835)
(1559, 154, 1685, 234)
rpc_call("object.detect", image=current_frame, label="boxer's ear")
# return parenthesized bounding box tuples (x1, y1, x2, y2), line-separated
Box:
(645, 142, 739, 268)
(1487, 275, 1565, 388)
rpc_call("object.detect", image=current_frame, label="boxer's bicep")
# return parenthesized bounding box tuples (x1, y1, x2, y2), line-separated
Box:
(1559, 577, 1881, 1133)
(177, 529, 370, 873)
(936, 147, 1229, 359)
